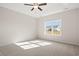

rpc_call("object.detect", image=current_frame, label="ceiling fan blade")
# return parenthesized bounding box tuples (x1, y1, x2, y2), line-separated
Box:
(24, 4, 33, 6)
(39, 3, 47, 6)
(38, 7, 42, 11)
(31, 8, 34, 11)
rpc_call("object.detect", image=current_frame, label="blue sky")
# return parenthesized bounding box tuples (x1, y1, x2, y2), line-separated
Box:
(45, 20, 62, 27)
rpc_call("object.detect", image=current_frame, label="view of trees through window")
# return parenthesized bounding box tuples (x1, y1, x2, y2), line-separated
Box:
(44, 19, 62, 36)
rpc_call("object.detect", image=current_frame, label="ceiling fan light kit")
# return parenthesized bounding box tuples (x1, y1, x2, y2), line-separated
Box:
(24, 3, 47, 11)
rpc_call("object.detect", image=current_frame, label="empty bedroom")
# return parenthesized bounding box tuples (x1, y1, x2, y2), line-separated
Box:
(0, 3, 79, 56)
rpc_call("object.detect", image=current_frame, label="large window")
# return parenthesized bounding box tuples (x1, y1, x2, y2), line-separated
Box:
(44, 19, 62, 36)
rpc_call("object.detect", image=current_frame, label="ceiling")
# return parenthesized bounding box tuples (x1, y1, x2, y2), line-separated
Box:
(0, 3, 79, 18)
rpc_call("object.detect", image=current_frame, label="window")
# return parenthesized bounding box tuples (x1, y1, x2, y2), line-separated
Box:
(44, 19, 62, 36)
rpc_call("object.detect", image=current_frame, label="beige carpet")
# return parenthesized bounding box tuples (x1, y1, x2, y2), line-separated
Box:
(0, 40, 79, 56)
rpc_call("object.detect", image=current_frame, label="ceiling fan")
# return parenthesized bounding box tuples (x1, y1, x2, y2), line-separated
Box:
(24, 3, 47, 11)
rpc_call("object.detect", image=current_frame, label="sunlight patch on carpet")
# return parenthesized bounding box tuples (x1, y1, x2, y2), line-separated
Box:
(15, 40, 52, 50)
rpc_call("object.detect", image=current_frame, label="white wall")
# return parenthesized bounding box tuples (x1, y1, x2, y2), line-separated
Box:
(0, 7, 79, 47)
(37, 8, 79, 45)
(76, 8, 79, 44)
(0, 7, 37, 46)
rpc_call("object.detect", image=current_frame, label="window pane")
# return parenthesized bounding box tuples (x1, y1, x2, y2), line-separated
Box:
(44, 19, 62, 36)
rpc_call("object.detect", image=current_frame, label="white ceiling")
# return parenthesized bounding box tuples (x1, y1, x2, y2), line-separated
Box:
(0, 3, 79, 18)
